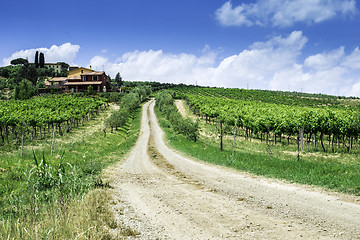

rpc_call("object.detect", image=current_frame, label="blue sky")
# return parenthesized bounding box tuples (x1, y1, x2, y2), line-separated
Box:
(2, 0, 360, 96)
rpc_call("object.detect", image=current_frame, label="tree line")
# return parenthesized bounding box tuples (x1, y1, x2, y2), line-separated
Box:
(105, 86, 152, 133)
(0, 52, 69, 99)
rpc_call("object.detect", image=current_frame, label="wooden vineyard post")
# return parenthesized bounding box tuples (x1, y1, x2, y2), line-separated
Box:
(99, 124, 101, 140)
(51, 125, 55, 156)
(21, 132, 24, 158)
(232, 119, 237, 157)
(220, 120, 223, 152)
(300, 127, 304, 152)
(307, 133, 309, 152)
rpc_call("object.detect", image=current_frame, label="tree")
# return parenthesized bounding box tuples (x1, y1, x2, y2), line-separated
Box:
(11, 58, 28, 65)
(35, 51, 39, 68)
(26, 64, 38, 85)
(39, 52, 45, 68)
(87, 85, 94, 94)
(58, 62, 69, 77)
(14, 79, 37, 100)
(0, 68, 10, 78)
(115, 72, 123, 88)
(57, 62, 69, 70)
(109, 73, 123, 91)
(14, 64, 38, 85)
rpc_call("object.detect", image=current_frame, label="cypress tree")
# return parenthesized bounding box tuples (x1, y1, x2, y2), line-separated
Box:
(115, 72, 123, 88)
(39, 52, 45, 68)
(35, 51, 39, 68)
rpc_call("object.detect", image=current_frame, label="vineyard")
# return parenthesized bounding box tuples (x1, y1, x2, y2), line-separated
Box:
(174, 86, 360, 153)
(0, 95, 106, 146)
(0, 88, 152, 239)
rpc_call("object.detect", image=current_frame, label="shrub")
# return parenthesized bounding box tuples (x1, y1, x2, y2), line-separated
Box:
(106, 86, 151, 133)
(156, 91, 199, 142)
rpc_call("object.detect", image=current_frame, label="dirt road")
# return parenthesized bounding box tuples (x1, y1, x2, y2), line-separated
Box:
(106, 100, 360, 239)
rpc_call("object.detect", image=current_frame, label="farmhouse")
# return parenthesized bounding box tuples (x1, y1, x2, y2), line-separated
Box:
(44, 63, 63, 73)
(44, 77, 67, 88)
(45, 66, 110, 93)
(64, 70, 109, 93)
(67, 66, 93, 78)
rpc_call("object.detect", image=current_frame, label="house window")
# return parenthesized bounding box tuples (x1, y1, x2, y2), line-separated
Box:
(83, 76, 87, 81)
(93, 76, 98, 81)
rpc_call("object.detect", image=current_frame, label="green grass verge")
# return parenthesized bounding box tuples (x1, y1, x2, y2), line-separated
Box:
(156, 106, 360, 196)
(0, 105, 142, 239)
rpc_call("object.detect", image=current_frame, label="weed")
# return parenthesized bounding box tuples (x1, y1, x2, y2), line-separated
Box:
(120, 227, 140, 236)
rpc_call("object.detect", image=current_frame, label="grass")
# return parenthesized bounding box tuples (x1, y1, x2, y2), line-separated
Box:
(0, 189, 116, 239)
(156, 105, 360, 196)
(0, 104, 142, 239)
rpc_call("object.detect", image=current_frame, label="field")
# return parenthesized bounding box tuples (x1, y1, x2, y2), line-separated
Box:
(159, 86, 360, 195)
(0, 91, 147, 239)
(1, 85, 359, 239)
(106, 98, 360, 239)
(174, 86, 360, 153)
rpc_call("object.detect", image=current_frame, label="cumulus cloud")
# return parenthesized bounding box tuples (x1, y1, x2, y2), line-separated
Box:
(271, 45, 360, 95)
(2, 43, 80, 66)
(91, 32, 308, 89)
(304, 47, 345, 70)
(89, 31, 360, 96)
(215, 0, 357, 27)
(342, 47, 360, 70)
(211, 31, 308, 90)
(90, 49, 218, 86)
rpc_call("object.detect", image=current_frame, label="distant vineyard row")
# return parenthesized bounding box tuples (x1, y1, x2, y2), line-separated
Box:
(174, 86, 356, 108)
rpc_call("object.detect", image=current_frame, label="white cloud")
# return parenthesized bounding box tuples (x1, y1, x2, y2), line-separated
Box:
(215, 2, 254, 27)
(89, 31, 360, 97)
(304, 47, 345, 70)
(210, 31, 308, 89)
(90, 32, 307, 89)
(90, 56, 108, 69)
(215, 0, 357, 27)
(5, 33, 360, 97)
(2, 43, 80, 66)
(342, 47, 360, 70)
(251, 30, 307, 51)
(271, 45, 360, 96)
(90, 50, 217, 85)
(348, 81, 360, 96)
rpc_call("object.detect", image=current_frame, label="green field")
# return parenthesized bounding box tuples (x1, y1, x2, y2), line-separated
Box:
(0, 92, 144, 239)
(156, 87, 360, 196)
(1, 84, 360, 239)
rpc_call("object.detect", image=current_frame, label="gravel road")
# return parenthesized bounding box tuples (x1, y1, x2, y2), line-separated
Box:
(106, 99, 360, 239)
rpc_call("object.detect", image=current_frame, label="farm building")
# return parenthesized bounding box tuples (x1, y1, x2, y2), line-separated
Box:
(44, 67, 110, 93)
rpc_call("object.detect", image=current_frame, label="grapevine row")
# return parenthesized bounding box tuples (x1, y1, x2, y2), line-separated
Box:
(174, 86, 350, 107)
(0, 95, 105, 144)
(179, 92, 360, 152)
